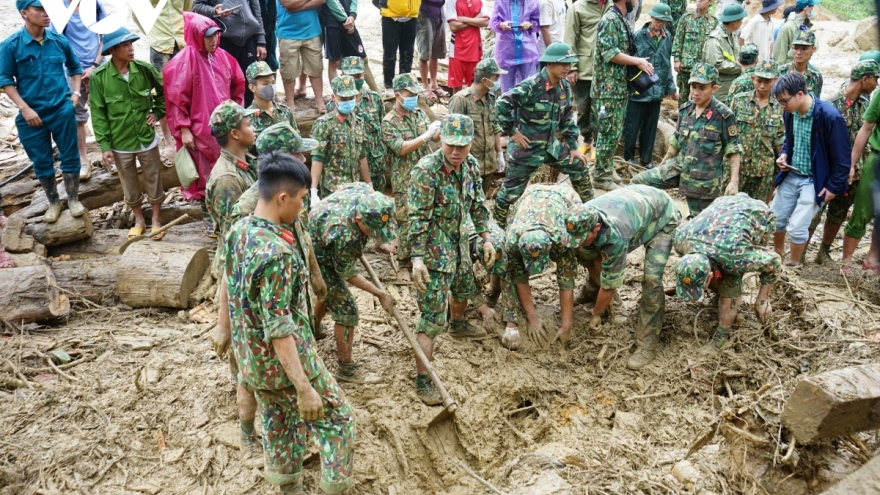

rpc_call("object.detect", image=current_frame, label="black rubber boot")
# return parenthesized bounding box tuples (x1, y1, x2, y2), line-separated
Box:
(38, 175, 62, 223)
(62, 173, 86, 217)
(449, 319, 486, 339)
(486, 274, 501, 308)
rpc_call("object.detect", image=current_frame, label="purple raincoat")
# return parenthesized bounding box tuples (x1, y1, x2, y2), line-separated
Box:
(489, 0, 541, 69)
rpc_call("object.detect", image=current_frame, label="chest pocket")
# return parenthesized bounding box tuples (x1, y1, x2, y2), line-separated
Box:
(435, 182, 462, 221)
(697, 129, 721, 156)
(105, 94, 129, 117)
(16, 56, 40, 78)
(132, 87, 153, 111)
(45, 55, 66, 77)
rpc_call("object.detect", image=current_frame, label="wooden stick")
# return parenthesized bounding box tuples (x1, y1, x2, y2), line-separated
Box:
(459, 461, 508, 495)
(501, 415, 532, 444)
(624, 390, 671, 402)
(118, 213, 190, 254)
(5, 359, 33, 389)
(45, 357, 80, 382)
(810, 287, 880, 311)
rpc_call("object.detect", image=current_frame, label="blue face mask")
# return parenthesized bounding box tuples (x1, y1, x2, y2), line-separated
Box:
(337, 99, 356, 114)
(487, 79, 501, 93)
(401, 95, 419, 111)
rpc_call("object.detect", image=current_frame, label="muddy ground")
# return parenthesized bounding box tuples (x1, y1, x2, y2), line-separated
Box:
(2, 1, 880, 495)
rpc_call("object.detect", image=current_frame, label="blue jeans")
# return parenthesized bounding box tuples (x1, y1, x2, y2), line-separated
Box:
(770, 173, 822, 244)
(16, 101, 80, 179)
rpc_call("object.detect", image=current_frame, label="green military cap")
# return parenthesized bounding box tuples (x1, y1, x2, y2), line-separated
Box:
(210, 100, 257, 138)
(752, 59, 779, 79)
(852, 60, 880, 80)
(739, 43, 759, 65)
(519, 230, 552, 275)
(331, 75, 359, 97)
(246, 61, 274, 82)
(357, 192, 398, 243)
(860, 50, 880, 65)
(539, 42, 579, 64)
(647, 3, 674, 22)
(474, 58, 508, 78)
(101, 27, 140, 56)
(341, 56, 366, 75)
(675, 253, 712, 301)
(255, 122, 319, 155)
(392, 73, 424, 93)
(718, 4, 747, 22)
(688, 63, 719, 84)
(16, 0, 42, 11)
(562, 204, 599, 248)
(791, 30, 816, 46)
(440, 114, 474, 146)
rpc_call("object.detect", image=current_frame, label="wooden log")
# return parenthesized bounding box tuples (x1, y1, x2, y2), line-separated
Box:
(48, 223, 217, 259)
(820, 454, 880, 495)
(0, 264, 70, 325)
(26, 210, 93, 246)
(782, 363, 880, 444)
(1, 214, 36, 253)
(117, 242, 209, 309)
(52, 259, 118, 304)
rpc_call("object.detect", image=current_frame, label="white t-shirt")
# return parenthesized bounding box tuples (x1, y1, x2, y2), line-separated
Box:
(740, 14, 775, 62)
(538, 0, 567, 54)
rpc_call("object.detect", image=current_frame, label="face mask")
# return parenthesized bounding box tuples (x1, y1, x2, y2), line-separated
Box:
(337, 99, 356, 114)
(807, 9, 816, 18)
(625, 0, 634, 13)
(257, 84, 275, 101)
(354, 79, 365, 90)
(400, 95, 419, 111)
(485, 78, 500, 93)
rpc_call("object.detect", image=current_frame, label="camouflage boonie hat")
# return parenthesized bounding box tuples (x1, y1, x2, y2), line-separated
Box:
(519, 230, 552, 276)
(341, 56, 365, 75)
(255, 122, 319, 155)
(791, 30, 816, 46)
(851, 60, 880, 80)
(246, 61, 274, 82)
(440, 114, 474, 146)
(752, 59, 779, 79)
(563, 204, 599, 248)
(392, 73, 423, 93)
(739, 43, 759, 65)
(210, 100, 257, 138)
(860, 50, 880, 65)
(688, 63, 719, 84)
(675, 253, 712, 301)
(474, 58, 508, 78)
(331, 75, 359, 98)
(357, 192, 397, 243)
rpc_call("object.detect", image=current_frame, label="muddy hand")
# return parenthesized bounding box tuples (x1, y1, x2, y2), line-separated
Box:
(501, 326, 521, 350)
(482, 241, 496, 268)
(481, 307, 497, 331)
(411, 258, 430, 292)
(298, 386, 325, 421)
(210, 324, 231, 358)
(526, 317, 551, 348)
(378, 290, 396, 313)
(311, 272, 327, 302)
(555, 325, 571, 347)
(755, 298, 772, 323)
(588, 314, 602, 335)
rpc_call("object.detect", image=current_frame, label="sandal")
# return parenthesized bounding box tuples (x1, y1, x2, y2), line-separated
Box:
(433, 87, 449, 98)
(104, 163, 118, 175)
(161, 147, 175, 168)
(127, 225, 145, 240)
(150, 226, 165, 241)
(422, 89, 437, 101)
(863, 261, 880, 275)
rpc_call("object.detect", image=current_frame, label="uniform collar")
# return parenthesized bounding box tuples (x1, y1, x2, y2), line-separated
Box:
(250, 215, 296, 244)
(221, 149, 250, 172)
(536, 68, 562, 92)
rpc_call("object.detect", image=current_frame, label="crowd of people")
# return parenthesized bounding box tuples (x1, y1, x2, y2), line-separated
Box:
(1, 0, 879, 493)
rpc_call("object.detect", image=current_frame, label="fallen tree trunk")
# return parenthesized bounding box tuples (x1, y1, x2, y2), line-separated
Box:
(820, 453, 880, 495)
(52, 259, 118, 304)
(782, 363, 880, 443)
(26, 210, 93, 246)
(117, 242, 209, 309)
(0, 264, 70, 325)
(48, 224, 217, 258)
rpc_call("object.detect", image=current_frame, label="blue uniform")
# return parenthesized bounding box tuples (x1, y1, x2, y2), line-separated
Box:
(0, 27, 82, 178)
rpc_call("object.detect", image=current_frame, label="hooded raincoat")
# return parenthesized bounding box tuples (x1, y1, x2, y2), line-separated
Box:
(164, 12, 246, 201)
(490, 0, 541, 70)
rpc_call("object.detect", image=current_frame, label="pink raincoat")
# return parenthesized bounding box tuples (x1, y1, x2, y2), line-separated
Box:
(164, 12, 245, 201)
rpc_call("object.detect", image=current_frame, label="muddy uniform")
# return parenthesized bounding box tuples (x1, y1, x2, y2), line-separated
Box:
(591, 5, 630, 184)
(728, 90, 785, 202)
(223, 215, 355, 493)
(671, 9, 718, 102)
(206, 149, 257, 274)
(311, 111, 367, 197)
(467, 221, 517, 324)
(449, 86, 501, 195)
(409, 149, 491, 337)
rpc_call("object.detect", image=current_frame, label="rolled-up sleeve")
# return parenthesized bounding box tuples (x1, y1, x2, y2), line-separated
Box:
(258, 257, 310, 341)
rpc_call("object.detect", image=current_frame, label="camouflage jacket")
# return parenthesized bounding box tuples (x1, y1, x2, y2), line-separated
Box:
(674, 193, 781, 286)
(728, 91, 785, 177)
(507, 185, 580, 290)
(409, 150, 490, 272)
(671, 9, 718, 70)
(576, 185, 681, 290)
(448, 86, 502, 176)
(247, 100, 299, 155)
(308, 183, 373, 279)
(727, 67, 756, 99)
(497, 68, 579, 161)
(311, 111, 367, 197)
(327, 87, 386, 160)
(778, 62, 824, 98)
(591, 5, 630, 100)
(381, 107, 433, 191)
(206, 149, 258, 239)
(829, 83, 871, 180)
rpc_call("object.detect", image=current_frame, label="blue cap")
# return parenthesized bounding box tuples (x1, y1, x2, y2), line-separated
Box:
(795, 0, 819, 11)
(17, 0, 42, 10)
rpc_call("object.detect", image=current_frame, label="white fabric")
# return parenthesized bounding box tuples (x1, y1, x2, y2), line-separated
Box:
(740, 14, 775, 62)
(537, 0, 567, 54)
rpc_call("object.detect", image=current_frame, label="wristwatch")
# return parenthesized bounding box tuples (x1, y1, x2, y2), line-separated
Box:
(72, 91, 81, 97)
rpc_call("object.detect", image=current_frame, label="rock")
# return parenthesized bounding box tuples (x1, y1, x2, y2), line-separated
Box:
(853, 16, 880, 52)
(612, 411, 641, 435)
(672, 460, 701, 490)
(212, 422, 241, 450)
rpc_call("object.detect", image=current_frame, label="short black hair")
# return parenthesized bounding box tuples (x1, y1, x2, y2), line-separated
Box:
(257, 151, 311, 201)
(772, 72, 808, 99)
(213, 121, 244, 147)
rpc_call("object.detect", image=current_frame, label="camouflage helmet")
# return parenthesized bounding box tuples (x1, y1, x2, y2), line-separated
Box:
(392, 73, 423, 94)
(851, 60, 880, 80)
(357, 192, 397, 243)
(675, 253, 712, 301)
(562, 204, 600, 248)
(246, 61, 274, 82)
(539, 42, 578, 64)
(752, 59, 779, 79)
(340, 56, 365, 75)
(519, 230, 552, 276)
(210, 100, 257, 138)
(791, 30, 816, 46)
(331, 75, 359, 98)
(688, 63, 719, 84)
(255, 122, 318, 155)
(440, 114, 474, 146)
(739, 43, 759, 65)
(474, 58, 508, 78)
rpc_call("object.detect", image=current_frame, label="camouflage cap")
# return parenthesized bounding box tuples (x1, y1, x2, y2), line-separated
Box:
(791, 30, 816, 46)
(675, 253, 712, 301)
(860, 50, 880, 65)
(519, 230, 552, 276)
(752, 59, 779, 79)
(562, 204, 599, 248)
(357, 192, 397, 243)
(246, 61, 274, 82)
(440, 114, 474, 146)
(392, 73, 423, 94)
(255, 122, 319, 155)
(739, 43, 759, 65)
(340, 56, 365, 75)
(474, 58, 508, 78)
(851, 60, 880, 80)
(688, 63, 719, 84)
(331, 75, 359, 98)
(210, 100, 257, 138)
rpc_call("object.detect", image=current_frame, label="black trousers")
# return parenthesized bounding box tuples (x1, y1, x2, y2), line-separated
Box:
(221, 35, 259, 107)
(623, 99, 662, 165)
(381, 17, 417, 87)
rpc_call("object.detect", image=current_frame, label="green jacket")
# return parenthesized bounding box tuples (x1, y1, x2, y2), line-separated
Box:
(563, 0, 609, 81)
(701, 25, 741, 103)
(629, 22, 676, 103)
(772, 12, 811, 65)
(89, 59, 165, 153)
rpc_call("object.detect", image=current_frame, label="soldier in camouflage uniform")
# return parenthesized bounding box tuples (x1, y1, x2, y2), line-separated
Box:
(666, 0, 687, 40)
(563, 185, 681, 369)
(448, 59, 507, 198)
(807, 60, 880, 264)
(255, 122, 320, 220)
(506, 184, 581, 347)
(778, 31, 823, 98)
(309, 183, 398, 383)
(408, 114, 496, 405)
(674, 193, 781, 356)
(495, 43, 591, 226)
(310, 76, 371, 204)
(224, 152, 355, 494)
(701, 4, 747, 104)
(564, 0, 609, 152)
(726, 42, 758, 99)
(672, 0, 718, 103)
(245, 62, 299, 147)
(729, 59, 785, 203)
(631, 64, 742, 217)
(382, 73, 440, 266)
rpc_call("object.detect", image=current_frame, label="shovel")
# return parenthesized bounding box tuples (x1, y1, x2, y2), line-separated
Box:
(118, 214, 190, 254)
(359, 255, 458, 424)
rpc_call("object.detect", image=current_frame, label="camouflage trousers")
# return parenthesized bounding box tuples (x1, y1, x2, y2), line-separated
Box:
(809, 178, 858, 231)
(391, 164, 412, 260)
(593, 97, 627, 182)
(630, 159, 715, 217)
(573, 79, 596, 144)
(255, 378, 356, 493)
(740, 174, 774, 205)
(318, 262, 359, 328)
(676, 70, 692, 104)
(369, 152, 387, 194)
(417, 263, 480, 338)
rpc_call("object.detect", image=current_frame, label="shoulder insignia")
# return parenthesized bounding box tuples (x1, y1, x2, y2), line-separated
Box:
(728, 125, 738, 137)
(280, 229, 294, 244)
(236, 159, 249, 172)
(705, 109, 713, 120)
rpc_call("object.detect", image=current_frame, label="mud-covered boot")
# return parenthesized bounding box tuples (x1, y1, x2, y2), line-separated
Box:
(313, 323, 328, 340)
(594, 179, 620, 191)
(627, 348, 656, 370)
(814, 244, 832, 265)
(415, 374, 443, 406)
(61, 173, 86, 217)
(612, 170, 622, 183)
(38, 175, 62, 223)
(698, 327, 730, 357)
(280, 482, 305, 495)
(485, 274, 501, 308)
(449, 319, 486, 339)
(240, 430, 264, 469)
(334, 361, 363, 384)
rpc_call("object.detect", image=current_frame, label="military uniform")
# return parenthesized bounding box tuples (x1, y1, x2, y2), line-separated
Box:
(671, 8, 718, 102)
(666, 0, 687, 40)
(245, 62, 299, 152)
(224, 215, 355, 493)
(563, 0, 609, 144)
(778, 62, 823, 97)
(312, 76, 368, 198)
(702, 25, 742, 103)
(727, 67, 756, 98)
(772, 12, 811, 65)
(467, 221, 518, 325)
(254, 122, 319, 221)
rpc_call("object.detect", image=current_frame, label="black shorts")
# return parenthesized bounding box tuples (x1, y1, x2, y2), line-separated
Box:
(323, 26, 367, 61)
